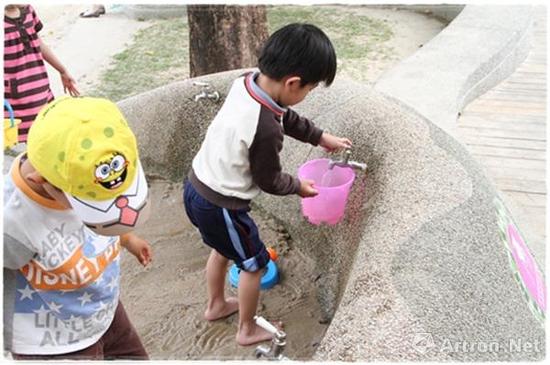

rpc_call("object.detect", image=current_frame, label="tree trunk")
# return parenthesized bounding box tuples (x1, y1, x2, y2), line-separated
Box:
(187, 5, 269, 77)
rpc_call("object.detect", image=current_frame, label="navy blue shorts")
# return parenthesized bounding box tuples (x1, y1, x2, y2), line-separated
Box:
(183, 180, 270, 272)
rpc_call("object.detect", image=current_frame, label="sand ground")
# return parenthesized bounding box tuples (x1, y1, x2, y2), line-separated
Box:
(121, 180, 327, 360)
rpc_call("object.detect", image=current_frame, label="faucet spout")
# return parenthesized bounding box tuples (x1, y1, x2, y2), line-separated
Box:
(253, 316, 289, 360)
(328, 149, 367, 172)
(347, 161, 368, 171)
(254, 345, 271, 358)
(193, 81, 220, 102)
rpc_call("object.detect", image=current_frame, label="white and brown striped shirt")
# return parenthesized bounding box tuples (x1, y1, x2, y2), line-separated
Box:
(190, 71, 323, 209)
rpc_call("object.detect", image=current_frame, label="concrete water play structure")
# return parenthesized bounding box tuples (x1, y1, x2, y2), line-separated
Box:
(115, 4, 544, 361)
(1, 4, 544, 361)
(119, 72, 545, 361)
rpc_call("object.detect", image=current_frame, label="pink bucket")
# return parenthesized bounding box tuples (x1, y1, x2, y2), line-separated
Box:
(297, 158, 355, 225)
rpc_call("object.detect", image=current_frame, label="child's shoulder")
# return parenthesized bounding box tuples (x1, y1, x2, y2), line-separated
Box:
(21, 4, 38, 19)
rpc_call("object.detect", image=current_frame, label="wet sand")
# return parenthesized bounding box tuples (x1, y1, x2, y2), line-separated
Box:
(120, 179, 328, 360)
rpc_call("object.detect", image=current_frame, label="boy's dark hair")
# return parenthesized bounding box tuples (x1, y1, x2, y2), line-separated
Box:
(258, 23, 337, 87)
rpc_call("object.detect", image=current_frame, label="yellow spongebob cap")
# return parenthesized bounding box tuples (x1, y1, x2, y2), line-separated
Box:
(27, 96, 150, 236)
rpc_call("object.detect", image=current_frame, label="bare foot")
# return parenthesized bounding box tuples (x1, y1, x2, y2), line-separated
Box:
(236, 321, 284, 346)
(204, 297, 239, 321)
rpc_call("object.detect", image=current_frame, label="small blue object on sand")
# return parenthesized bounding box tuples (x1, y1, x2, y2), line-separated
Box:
(228, 260, 279, 290)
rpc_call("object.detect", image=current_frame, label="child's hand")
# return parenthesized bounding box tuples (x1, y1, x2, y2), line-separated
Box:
(121, 233, 153, 267)
(319, 132, 352, 153)
(298, 179, 318, 197)
(60, 71, 80, 97)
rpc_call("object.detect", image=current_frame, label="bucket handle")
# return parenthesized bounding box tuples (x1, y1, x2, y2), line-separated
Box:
(4, 100, 15, 128)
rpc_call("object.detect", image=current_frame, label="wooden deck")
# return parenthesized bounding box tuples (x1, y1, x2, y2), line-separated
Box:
(457, 9, 546, 264)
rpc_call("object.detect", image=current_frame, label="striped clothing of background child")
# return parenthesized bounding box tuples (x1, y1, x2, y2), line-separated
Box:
(4, 5, 54, 143)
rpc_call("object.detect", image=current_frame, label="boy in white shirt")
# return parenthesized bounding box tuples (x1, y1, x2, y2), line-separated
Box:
(4, 97, 152, 360)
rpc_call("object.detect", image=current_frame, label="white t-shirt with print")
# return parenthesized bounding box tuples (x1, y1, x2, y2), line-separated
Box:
(3, 155, 121, 355)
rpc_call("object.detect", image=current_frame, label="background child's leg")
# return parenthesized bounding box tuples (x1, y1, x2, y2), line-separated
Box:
(236, 270, 275, 346)
(204, 249, 239, 321)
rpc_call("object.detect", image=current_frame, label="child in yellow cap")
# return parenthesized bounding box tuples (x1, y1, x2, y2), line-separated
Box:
(3, 96, 151, 360)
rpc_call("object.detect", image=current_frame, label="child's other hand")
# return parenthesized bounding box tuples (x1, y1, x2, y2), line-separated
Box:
(298, 179, 318, 198)
(319, 132, 352, 153)
(60, 71, 80, 97)
(121, 233, 153, 267)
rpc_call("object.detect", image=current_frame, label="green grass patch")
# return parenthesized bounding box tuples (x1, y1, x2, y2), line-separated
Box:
(89, 6, 394, 101)
(88, 18, 189, 101)
(268, 5, 393, 60)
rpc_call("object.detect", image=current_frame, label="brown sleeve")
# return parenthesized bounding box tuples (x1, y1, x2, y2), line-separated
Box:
(249, 108, 301, 196)
(282, 108, 324, 145)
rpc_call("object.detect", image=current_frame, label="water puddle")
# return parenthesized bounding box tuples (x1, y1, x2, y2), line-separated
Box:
(120, 179, 329, 360)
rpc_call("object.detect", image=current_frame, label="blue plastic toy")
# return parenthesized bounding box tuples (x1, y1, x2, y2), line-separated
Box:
(228, 260, 280, 290)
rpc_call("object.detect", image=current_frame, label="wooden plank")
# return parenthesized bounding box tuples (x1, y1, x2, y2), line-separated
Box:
(460, 111, 547, 123)
(494, 177, 546, 195)
(502, 81, 547, 90)
(459, 134, 546, 150)
(484, 166, 546, 181)
(514, 65, 547, 73)
(464, 102, 545, 113)
(466, 99, 546, 110)
(482, 90, 548, 100)
(459, 115, 546, 126)
(468, 145, 546, 160)
(465, 105, 546, 116)
(458, 126, 546, 140)
(488, 90, 547, 98)
(457, 11, 546, 246)
(499, 72, 546, 80)
(459, 117, 546, 131)
(487, 92, 547, 101)
(500, 191, 546, 208)
(475, 155, 545, 170)
(499, 81, 546, 91)
(506, 74, 547, 82)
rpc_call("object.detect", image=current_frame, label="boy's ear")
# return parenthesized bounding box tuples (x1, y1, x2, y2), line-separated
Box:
(25, 171, 47, 185)
(284, 76, 302, 89)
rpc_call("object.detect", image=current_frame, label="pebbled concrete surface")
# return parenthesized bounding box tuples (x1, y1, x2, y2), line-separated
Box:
(118, 70, 545, 360)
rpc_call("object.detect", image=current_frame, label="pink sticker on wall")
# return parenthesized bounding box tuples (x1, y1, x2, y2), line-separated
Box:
(507, 224, 546, 313)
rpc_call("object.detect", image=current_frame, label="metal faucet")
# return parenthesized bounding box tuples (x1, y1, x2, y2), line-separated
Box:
(328, 148, 367, 171)
(253, 316, 289, 361)
(193, 81, 220, 102)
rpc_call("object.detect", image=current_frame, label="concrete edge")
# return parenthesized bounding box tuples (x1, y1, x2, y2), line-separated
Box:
(378, 4, 465, 23)
(374, 5, 536, 137)
(458, 12, 534, 113)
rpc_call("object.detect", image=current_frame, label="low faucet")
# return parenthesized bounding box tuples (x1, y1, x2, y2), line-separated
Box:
(193, 81, 220, 102)
(253, 316, 289, 361)
(328, 148, 367, 171)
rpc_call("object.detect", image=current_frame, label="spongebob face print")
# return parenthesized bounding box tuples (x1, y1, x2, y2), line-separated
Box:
(67, 161, 151, 236)
(94, 153, 129, 191)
